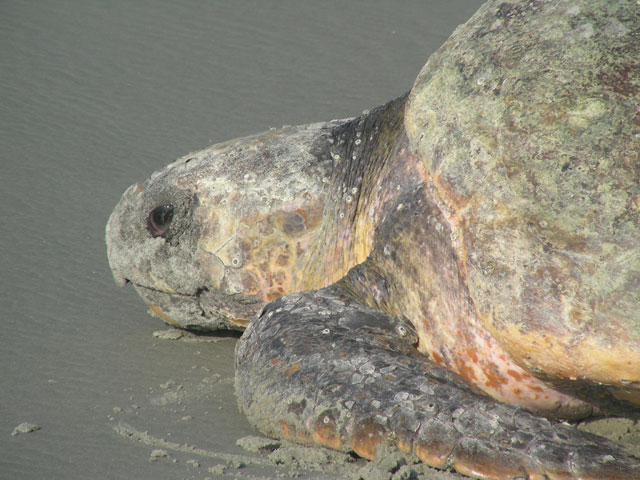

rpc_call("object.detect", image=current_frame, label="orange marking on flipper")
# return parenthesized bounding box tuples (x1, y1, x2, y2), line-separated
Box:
(284, 362, 301, 376)
(279, 420, 296, 441)
(312, 411, 342, 450)
(279, 420, 311, 444)
(453, 455, 530, 480)
(351, 418, 386, 460)
(413, 421, 458, 469)
(395, 431, 414, 455)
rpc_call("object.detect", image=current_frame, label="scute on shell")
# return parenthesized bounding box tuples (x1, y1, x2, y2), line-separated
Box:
(405, 0, 640, 394)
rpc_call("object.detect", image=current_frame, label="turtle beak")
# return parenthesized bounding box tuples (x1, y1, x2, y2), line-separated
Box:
(105, 183, 139, 288)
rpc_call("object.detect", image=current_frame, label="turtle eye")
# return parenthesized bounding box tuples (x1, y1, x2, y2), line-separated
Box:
(147, 204, 174, 237)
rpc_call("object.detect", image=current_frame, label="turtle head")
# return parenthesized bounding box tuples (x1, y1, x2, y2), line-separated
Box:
(106, 123, 336, 331)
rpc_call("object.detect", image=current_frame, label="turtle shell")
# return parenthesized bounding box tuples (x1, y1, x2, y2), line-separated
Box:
(405, 0, 640, 402)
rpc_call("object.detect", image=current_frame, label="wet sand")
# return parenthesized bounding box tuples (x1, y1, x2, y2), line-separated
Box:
(1, 1, 637, 479)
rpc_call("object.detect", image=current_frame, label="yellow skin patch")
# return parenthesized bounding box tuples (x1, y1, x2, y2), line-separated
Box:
(198, 195, 325, 304)
(496, 323, 640, 404)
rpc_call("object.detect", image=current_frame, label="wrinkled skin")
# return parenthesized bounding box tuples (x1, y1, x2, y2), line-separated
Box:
(106, 1, 640, 478)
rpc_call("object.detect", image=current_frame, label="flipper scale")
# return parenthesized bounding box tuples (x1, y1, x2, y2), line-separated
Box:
(236, 290, 640, 480)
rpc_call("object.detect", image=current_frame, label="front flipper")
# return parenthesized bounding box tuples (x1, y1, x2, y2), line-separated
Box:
(235, 289, 640, 480)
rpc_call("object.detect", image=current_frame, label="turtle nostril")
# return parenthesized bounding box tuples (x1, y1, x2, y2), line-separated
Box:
(148, 204, 174, 237)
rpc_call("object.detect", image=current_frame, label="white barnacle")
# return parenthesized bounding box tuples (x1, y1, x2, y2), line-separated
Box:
(323, 416, 330, 424)
(359, 363, 375, 375)
(345, 194, 353, 204)
(452, 407, 465, 418)
(355, 138, 362, 145)
(307, 353, 322, 366)
(397, 326, 407, 337)
(393, 391, 410, 402)
(243, 173, 256, 183)
(321, 328, 331, 335)
(417, 382, 434, 395)
(375, 415, 387, 424)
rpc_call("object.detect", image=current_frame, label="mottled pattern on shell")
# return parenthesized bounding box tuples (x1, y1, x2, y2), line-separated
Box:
(406, 0, 640, 384)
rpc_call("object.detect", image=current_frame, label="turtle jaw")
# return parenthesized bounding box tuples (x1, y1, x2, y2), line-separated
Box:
(131, 283, 255, 331)
(106, 193, 259, 331)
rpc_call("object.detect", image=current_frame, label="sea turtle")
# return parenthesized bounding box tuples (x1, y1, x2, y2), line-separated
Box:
(106, 0, 640, 478)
